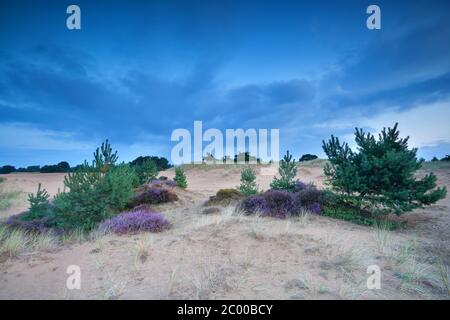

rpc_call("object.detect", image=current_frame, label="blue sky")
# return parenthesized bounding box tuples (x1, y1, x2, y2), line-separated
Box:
(1, 0, 450, 167)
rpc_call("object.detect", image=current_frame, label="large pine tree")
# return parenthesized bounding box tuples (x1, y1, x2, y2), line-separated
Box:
(322, 123, 446, 215)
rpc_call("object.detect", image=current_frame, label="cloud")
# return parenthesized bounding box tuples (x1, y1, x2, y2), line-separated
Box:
(315, 99, 450, 149)
(0, 122, 94, 151)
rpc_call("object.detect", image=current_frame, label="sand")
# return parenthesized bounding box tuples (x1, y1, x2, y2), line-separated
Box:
(0, 161, 449, 300)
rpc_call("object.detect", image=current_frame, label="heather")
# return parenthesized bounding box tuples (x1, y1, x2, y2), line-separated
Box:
(100, 209, 171, 235)
(238, 183, 325, 218)
(133, 186, 178, 206)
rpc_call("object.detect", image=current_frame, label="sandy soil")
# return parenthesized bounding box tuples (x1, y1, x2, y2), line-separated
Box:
(0, 162, 449, 300)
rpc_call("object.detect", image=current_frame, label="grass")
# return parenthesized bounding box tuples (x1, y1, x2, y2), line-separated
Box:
(435, 258, 450, 298)
(396, 257, 432, 295)
(0, 182, 21, 211)
(372, 222, 395, 256)
(0, 226, 59, 258)
(133, 235, 154, 265)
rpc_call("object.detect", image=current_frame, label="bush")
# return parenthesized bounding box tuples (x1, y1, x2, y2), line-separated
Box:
(239, 166, 258, 196)
(0, 177, 5, 183)
(299, 154, 318, 162)
(100, 209, 170, 235)
(292, 184, 325, 213)
(322, 123, 446, 215)
(174, 167, 187, 188)
(239, 195, 269, 215)
(238, 182, 326, 218)
(134, 158, 159, 185)
(133, 186, 178, 206)
(263, 190, 295, 218)
(205, 188, 243, 206)
(270, 151, 297, 191)
(5, 212, 53, 233)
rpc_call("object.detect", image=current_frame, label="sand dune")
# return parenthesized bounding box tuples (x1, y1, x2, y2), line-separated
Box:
(0, 162, 449, 299)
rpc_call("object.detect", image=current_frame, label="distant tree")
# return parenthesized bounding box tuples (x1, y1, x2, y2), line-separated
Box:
(299, 154, 318, 162)
(27, 166, 40, 172)
(431, 157, 439, 162)
(134, 158, 159, 184)
(40, 161, 71, 173)
(57, 161, 71, 172)
(0, 165, 16, 174)
(441, 155, 450, 162)
(131, 156, 171, 171)
(322, 123, 447, 215)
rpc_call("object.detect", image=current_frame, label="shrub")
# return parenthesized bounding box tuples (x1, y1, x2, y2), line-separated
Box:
(133, 186, 178, 206)
(263, 189, 295, 218)
(238, 181, 326, 218)
(4, 213, 53, 233)
(299, 154, 318, 162)
(206, 188, 243, 206)
(239, 195, 269, 215)
(323, 123, 446, 215)
(174, 167, 187, 188)
(149, 179, 177, 188)
(100, 209, 170, 234)
(292, 184, 325, 214)
(270, 151, 297, 191)
(0, 177, 5, 183)
(239, 166, 258, 196)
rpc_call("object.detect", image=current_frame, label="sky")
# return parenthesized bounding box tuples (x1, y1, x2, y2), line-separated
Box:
(0, 0, 450, 167)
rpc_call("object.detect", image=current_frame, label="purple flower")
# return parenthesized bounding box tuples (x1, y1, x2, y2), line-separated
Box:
(100, 209, 171, 235)
(263, 190, 295, 218)
(294, 180, 307, 192)
(134, 187, 178, 205)
(239, 195, 269, 215)
(307, 202, 322, 214)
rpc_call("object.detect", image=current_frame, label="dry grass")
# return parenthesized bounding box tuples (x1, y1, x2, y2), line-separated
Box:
(0, 227, 59, 258)
(133, 235, 154, 265)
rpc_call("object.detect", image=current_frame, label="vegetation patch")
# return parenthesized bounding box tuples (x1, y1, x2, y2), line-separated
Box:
(100, 209, 171, 235)
(133, 186, 179, 206)
(205, 189, 244, 206)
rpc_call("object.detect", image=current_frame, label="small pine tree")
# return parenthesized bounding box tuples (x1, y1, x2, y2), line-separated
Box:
(270, 150, 297, 191)
(93, 139, 118, 174)
(27, 183, 50, 219)
(239, 166, 258, 196)
(322, 123, 447, 215)
(174, 167, 187, 189)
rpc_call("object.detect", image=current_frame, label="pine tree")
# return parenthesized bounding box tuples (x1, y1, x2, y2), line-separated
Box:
(322, 123, 447, 215)
(174, 167, 187, 189)
(239, 166, 258, 195)
(93, 139, 118, 174)
(270, 150, 297, 191)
